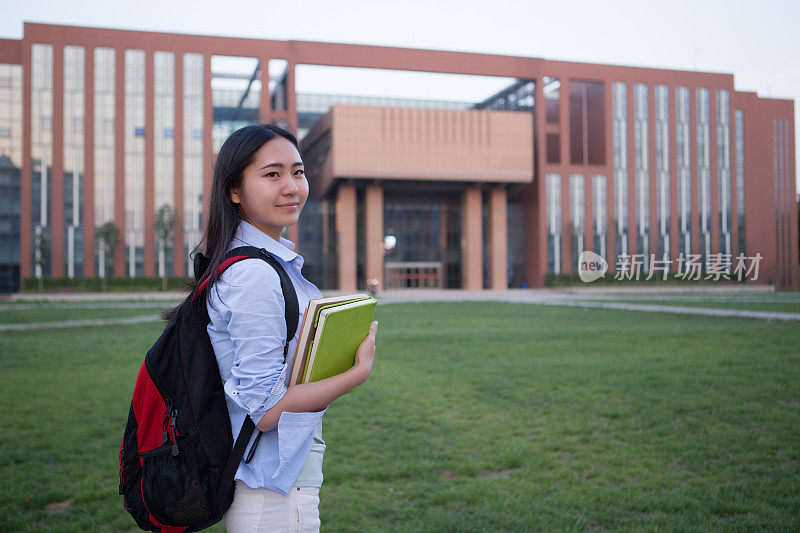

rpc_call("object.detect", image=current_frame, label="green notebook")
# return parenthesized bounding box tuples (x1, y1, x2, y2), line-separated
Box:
(302, 297, 378, 384)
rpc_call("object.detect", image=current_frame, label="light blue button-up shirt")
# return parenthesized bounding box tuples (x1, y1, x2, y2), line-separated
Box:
(206, 220, 325, 495)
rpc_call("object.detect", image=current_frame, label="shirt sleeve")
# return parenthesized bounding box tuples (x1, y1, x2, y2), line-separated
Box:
(216, 259, 291, 425)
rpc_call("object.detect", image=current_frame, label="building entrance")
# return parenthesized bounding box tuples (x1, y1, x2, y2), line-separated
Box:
(383, 198, 462, 289)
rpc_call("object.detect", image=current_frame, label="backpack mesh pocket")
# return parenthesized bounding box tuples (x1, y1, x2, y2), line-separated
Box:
(139, 431, 216, 527)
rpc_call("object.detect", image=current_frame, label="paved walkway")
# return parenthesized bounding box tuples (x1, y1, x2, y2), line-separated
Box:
(0, 314, 162, 332)
(372, 289, 800, 321)
(1, 286, 798, 332)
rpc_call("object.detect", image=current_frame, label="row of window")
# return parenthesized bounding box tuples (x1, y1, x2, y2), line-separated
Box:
(595, 82, 744, 275)
(27, 44, 205, 279)
(546, 173, 609, 274)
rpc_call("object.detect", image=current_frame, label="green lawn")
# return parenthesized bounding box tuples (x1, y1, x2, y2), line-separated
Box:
(581, 299, 800, 314)
(1, 302, 798, 531)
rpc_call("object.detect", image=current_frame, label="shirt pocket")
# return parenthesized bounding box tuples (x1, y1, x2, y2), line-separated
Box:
(276, 410, 326, 465)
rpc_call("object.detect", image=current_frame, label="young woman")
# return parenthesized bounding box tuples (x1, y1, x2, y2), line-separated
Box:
(197, 123, 378, 532)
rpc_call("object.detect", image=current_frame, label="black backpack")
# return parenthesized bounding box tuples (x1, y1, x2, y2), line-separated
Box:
(119, 246, 299, 532)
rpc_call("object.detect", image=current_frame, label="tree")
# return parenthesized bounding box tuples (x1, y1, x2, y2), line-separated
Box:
(154, 204, 177, 291)
(95, 222, 121, 291)
(33, 229, 48, 292)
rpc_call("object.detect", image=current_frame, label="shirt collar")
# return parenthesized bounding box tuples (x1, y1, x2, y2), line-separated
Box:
(230, 220, 299, 263)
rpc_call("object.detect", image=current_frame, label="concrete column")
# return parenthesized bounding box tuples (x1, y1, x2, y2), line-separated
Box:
(488, 186, 508, 290)
(461, 185, 483, 290)
(335, 182, 357, 291)
(365, 182, 384, 292)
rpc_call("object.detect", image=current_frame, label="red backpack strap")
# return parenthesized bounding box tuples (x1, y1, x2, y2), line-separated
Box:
(191, 249, 259, 301)
(190, 247, 300, 349)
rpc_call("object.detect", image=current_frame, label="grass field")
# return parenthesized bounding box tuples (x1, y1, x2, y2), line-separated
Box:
(1, 301, 798, 531)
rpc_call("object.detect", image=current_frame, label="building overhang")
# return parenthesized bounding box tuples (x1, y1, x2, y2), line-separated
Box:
(302, 105, 533, 198)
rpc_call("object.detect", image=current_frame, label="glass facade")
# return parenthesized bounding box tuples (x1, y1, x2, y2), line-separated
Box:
(735, 110, 745, 256)
(94, 47, 115, 276)
(384, 201, 442, 262)
(154, 51, 175, 277)
(125, 49, 145, 277)
(31, 43, 53, 279)
(570, 174, 585, 272)
(633, 83, 649, 265)
(546, 173, 561, 274)
(593, 175, 607, 260)
(676, 87, 691, 261)
(612, 82, 628, 258)
(655, 85, 670, 263)
(64, 46, 85, 278)
(183, 53, 204, 275)
(382, 196, 462, 289)
(696, 88, 711, 266)
(0, 64, 22, 292)
(211, 55, 259, 153)
(716, 90, 731, 258)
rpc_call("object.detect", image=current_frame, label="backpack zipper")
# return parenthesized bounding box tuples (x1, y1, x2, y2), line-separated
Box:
(162, 403, 180, 457)
(143, 353, 180, 457)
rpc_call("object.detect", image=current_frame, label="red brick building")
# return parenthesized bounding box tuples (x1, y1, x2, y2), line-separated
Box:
(0, 22, 796, 292)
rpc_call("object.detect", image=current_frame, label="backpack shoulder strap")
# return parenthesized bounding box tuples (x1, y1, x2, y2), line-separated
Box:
(221, 246, 299, 351)
(193, 246, 299, 350)
(212, 246, 302, 496)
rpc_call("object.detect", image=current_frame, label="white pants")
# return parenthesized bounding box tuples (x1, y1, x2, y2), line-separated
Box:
(223, 480, 321, 533)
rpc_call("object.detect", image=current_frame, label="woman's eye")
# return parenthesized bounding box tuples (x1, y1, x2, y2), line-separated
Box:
(266, 172, 280, 178)
(294, 169, 305, 176)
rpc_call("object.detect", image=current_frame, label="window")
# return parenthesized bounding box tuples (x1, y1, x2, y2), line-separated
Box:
(593, 175, 607, 261)
(546, 173, 561, 274)
(655, 85, 670, 262)
(570, 174, 585, 272)
(63, 46, 85, 278)
(544, 77, 560, 124)
(676, 86, 691, 260)
(183, 53, 204, 276)
(734, 110, 745, 257)
(124, 49, 146, 277)
(696, 88, 710, 265)
(634, 83, 649, 262)
(569, 80, 605, 165)
(716, 89, 731, 257)
(546, 133, 560, 164)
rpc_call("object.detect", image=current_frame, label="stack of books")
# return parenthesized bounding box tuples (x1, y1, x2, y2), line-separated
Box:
(289, 293, 378, 386)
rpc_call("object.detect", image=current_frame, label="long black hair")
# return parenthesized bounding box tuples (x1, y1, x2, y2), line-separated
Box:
(164, 123, 300, 321)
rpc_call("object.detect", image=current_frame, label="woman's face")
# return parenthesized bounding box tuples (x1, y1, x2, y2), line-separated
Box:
(230, 136, 309, 242)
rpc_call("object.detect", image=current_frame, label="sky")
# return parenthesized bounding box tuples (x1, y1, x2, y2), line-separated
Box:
(2, 0, 798, 194)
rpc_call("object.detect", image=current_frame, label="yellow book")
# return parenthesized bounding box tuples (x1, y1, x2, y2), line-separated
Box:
(301, 297, 377, 384)
(288, 293, 371, 386)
